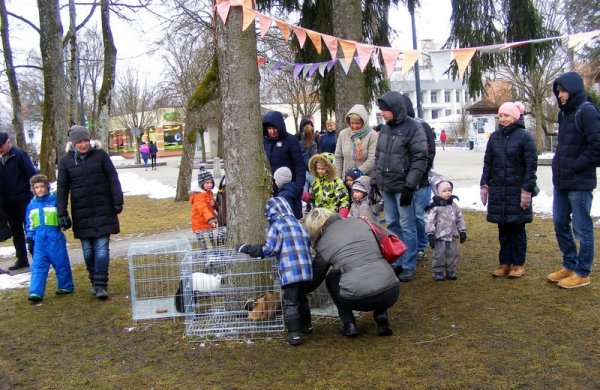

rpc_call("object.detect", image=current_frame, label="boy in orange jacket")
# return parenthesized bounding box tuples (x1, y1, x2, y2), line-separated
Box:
(190, 169, 217, 231)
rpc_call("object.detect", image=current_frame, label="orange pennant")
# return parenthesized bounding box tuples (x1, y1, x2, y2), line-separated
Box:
(215, 1, 231, 24)
(355, 43, 375, 72)
(256, 12, 272, 38)
(568, 30, 600, 48)
(451, 48, 477, 81)
(306, 29, 323, 54)
(322, 34, 338, 60)
(339, 39, 356, 67)
(241, 6, 256, 31)
(401, 49, 422, 75)
(292, 26, 307, 49)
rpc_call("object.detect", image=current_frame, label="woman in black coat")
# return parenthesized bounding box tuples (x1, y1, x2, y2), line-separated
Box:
(57, 126, 123, 299)
(480, 102, 537, 278)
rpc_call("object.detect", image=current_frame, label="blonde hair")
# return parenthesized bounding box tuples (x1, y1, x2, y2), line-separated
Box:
(346, 113, 363, 125)
(326, 119, 336, 126)
(304, 208, 334, 244)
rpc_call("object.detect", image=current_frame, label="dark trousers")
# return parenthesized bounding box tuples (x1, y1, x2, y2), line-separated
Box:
(326, 269, 399, 325)
(282, 282, 310, 321)
(150, 155, 157, 169)
(3, 199, 29, 264)
(498, 223, 527, 265)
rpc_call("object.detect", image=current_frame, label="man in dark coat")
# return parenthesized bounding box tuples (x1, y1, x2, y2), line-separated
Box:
(548, 71, 600, 289)
(57, 125, 123, 299)
(263, 111, 306, 219)
(374, 91, 428, 281)
(0, 132, 36, 270)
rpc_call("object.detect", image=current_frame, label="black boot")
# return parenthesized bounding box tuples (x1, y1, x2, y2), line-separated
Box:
(94, 274, 109, 300)
(374, 313, 392, 337)
(285, 317, 303, 346)
(340, 322, 358, 338)
(8, 259, 29, 271)
(299, 308, 313, 335)
(88, 274, 96, 295)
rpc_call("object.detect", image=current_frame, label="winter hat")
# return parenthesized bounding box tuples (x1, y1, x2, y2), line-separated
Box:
(0, 132, 8, 146)
(498, 102, 520, 121)
(344, 167, 362, 182)
(68, 125, 90, 144)
(352, 176, 370, 194)
(377, 99, 391, 111)
(514, 101, 525, 114)
(197, 169, 214, 188)
(436, 181, 453, 194)
(273, 167, 292, 188)
(30, 174, 50, 192)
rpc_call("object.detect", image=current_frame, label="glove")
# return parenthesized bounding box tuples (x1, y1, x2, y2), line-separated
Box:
(338, 207, 349, 218)
(369, 182, 381, 205)
(480, 185, 488, 206)
(26, 238, 34, 256)
(236, 243, 264, 258)
(459, 231, 467, 243)
(302, 191, 310, 203)
(114, 205, 123, 214)
(520, 189, 532, 210)
(399, 187, 414, 206)
(428, 234, 435, 249)
(59, 215, 72, 231)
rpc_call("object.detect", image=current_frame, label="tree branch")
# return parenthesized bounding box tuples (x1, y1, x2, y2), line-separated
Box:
(7, 12, 40, 34)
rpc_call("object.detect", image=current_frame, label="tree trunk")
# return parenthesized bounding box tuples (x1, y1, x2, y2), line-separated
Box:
(96, 0, 116, 147)
(175, 119, 197, 202)
(332, 0, 366, 131)
(216, 0, 271, 244)
(37, 0, 68, 180)
(0, 0, 25, 148)
(68, 0, 78, 126)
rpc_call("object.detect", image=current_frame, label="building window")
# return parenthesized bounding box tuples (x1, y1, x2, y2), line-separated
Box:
(456, 109, 461, 115)
(445, 109, 452, 116)
(420, 92, 424, 104)
(432, 110, 439, 119)
(464, 90, 469, 101)
(431, 91, 437, 103)
(455, 90, 460, 102)
(444, 91, 451, 103)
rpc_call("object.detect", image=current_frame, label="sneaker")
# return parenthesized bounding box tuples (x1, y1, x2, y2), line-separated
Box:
(492, 264, 511, 277)
(446, 270, 458, 280)
(398, 268, 416, 282)
(416, 250, 425, 261)
(95, 287, 109, 300)
(508, 265, 525, 278)
(286, 332, 302, 346)
(28, 294, 43, 303)
(557, 274, 590, 289)
(55, 289, 73, 295)
(547, 267, 573, 283)
(433, 272, 445, 281)
(8, 261, 29, 271)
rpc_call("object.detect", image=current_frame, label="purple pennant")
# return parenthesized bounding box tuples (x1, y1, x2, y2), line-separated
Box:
(293, 63, 304, 79)
(326, 59, 336, 72)
(308, 62, 320, 77)
(272, 61, 285, 72)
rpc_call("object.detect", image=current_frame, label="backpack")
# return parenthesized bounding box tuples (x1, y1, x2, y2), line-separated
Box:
(215, 175, 227, 226)
(561, 100, 600, 135)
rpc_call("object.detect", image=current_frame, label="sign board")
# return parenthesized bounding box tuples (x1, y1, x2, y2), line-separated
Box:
(130, 127, 140, 138)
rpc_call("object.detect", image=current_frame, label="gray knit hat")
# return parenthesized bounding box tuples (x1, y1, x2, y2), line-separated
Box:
(69, 125, 90, 144)
(197, 169, 214, 188)
(273, 167, 292, 188)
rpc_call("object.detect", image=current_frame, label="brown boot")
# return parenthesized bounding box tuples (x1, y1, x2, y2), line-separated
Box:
(547, 267, 573, 283)
(508, 265, 525, 278)
(557, 274, 590, 289)
(492, 264, 511, 277)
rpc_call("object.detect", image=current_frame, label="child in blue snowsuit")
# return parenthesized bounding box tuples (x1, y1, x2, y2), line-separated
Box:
(26, 175, 74, 302)
(237, 197, 313, 346)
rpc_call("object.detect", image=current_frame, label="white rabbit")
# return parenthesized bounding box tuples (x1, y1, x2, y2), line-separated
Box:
(191, 272, 222, 292)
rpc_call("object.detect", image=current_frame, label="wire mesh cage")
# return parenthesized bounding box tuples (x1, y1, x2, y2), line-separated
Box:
(193, 226, 227, 250)
(128, 239, 192, 321)
(308, 281, 366, 323)
(181, 248, 284, 342)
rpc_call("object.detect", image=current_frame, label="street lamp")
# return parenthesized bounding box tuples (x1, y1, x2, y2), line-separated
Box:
(77, 41, 90, 126)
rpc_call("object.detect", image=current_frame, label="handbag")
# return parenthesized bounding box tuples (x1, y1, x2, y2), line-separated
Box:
(360, 218, 408, 263)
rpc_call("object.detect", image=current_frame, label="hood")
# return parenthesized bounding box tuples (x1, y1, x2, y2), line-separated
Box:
(262, 111, 287, 139)
(299, 117, 313, 131)
(265, 196, 294, 223)
(429, 172, 453, 197)
(65, 139, 102, 153)
(378, 91, 407, 125)
(402, 94, 416, 118)
(352, 176, 370, 194)
(553, 72, 587, 112)
(345, 104, 369, 127)
(308, 152, 336, 181)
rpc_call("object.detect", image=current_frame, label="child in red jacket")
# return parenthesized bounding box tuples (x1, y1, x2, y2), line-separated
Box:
(190, 169, 217, 232)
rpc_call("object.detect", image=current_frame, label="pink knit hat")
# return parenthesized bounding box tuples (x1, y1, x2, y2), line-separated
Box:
(498, 102, 520, 120)
(514, 101, 525, 114)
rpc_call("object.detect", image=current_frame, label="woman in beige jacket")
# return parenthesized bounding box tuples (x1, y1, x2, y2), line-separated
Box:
(334, 104, 378, 178)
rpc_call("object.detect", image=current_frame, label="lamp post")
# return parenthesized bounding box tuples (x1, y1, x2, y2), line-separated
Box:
(77, 41, 89, 127)
(408, 2, 424, 119)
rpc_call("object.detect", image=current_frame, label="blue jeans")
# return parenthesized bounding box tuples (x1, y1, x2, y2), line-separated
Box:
(413, 185, 432, 252)
(553, 190, 594, 277)
(382, 190, 418, 270)
(81, 235, 111, 278)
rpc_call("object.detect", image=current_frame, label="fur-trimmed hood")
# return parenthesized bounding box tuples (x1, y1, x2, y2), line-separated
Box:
(64, 139, 103, 153)
(308, 152, 336, 181)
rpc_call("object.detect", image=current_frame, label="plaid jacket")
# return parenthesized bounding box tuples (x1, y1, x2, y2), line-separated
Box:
(262, 197, 312, 286)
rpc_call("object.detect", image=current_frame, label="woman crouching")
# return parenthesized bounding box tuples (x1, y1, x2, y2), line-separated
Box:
(304, 208, 399, 337)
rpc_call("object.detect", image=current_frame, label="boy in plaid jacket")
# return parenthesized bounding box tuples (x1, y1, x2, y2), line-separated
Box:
(237, 197, 313, 346)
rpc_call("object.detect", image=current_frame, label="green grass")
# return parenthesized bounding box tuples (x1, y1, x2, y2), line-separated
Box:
(1, 198, 599, 389)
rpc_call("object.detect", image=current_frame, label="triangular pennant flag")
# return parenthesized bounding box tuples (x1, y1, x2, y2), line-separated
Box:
(306, 30, 323, 54)
(568, 30, 600, 48)
(257, 56, 267, 67)
(380, 47, 401, 78)
(501, 41, 528, 51)
(322, 34, 339, 60)
(355, 43, 375, 72)
(339, 39, 356, 66)
(476, 43, 506, 54)
(401, 49, 422, 75)
(256, 12, 272, 38)
(241, 6, 256, 31)
(451, 48, 477, 81)
(302, 64, 312, 78)
(326, 59, 336, 72)
(264, 61, 275, 71)
(292, 26, 307, 49)
(275, 19, 290, 42)
(272, 61, 285, 72)
(216, 1, 231, 24)
(282, 63, 294, 71)
(318, 62, 328, 76)
(308, 62, 320, 77)
(338, 58, 352, 75)
(293, 63, 304, 79)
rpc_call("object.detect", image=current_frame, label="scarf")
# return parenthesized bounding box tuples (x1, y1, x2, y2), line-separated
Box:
(350, 126, 371, 161)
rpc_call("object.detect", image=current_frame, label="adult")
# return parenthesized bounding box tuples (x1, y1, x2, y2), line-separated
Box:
(57, 125, 124, 300)
(334, 104, 378, 178)
(299, 118, 318, 196)
(373, 91, 428, 282)
(480, 102, 538, 278)
(403, 94, 436, 261)
(149, 141, 158, 170)
(0, 132, 36, 270)
(139, 142, 150, 171)
(440, 129, 447, 150)
(262, 111, 306, 219)
(547, 72, 600, 288)
(304, 208, 399, 337)
(318, 119, 337, 154)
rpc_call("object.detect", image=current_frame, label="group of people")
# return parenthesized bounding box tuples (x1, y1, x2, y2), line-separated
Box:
(139, 141, 159, 171)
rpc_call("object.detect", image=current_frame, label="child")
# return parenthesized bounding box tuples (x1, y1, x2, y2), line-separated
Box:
(343, 167, 362, 204)
(25, 175, 74, 302)
(425, 175, 467, 281)
(348, 176, 377, 223)
(237, 197, 313, 346)
(308, 153, 350, 217)
(190, 169, 217, 232)
(273, 167, 302, 219)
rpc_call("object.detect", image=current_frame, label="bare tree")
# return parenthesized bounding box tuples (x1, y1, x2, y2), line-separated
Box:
(96, 0, 117, 149)
(79, 27, 104, 137)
